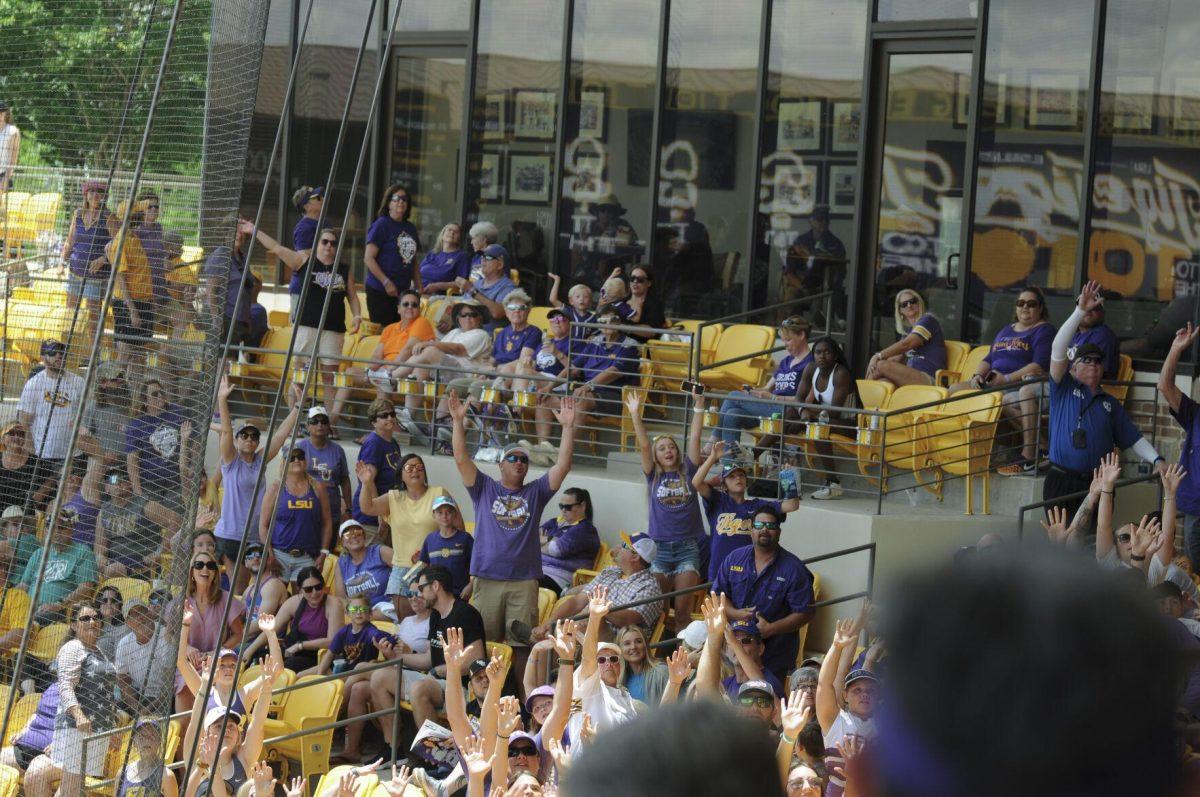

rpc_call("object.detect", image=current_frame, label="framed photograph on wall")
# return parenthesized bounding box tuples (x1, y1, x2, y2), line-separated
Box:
(578, 89, 606, 139)
(508, 153, 552, 204)
(483, 93, 506, 141)
(777, 99, 823, 152)
(773, 163, 818, 216)
(514, 90, 557, 139)
(1028, 72, 1082, 130)
(827, 163, 857, 215)
(1173, 76, 1200, 132)
(1110, 75, 1156, 133)
(830, 102, 861, 152)
(479, 153, 502, 201)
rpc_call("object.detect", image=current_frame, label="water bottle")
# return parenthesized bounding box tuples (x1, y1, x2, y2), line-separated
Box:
(780, 466, 799, 500)
(818, 410, 830, 426)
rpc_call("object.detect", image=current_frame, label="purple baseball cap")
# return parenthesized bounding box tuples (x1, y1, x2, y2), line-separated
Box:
(524, 685, 555, 714)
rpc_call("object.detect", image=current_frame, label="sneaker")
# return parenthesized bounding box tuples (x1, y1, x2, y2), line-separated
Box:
(811, 482, 843, 500)
(997, 456, 1035, 476)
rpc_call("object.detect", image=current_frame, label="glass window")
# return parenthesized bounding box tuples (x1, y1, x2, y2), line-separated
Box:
(876, 0, 978, 20)
(1087, 0, 1200, 363)
(653, 0, 763, 318)
(967, 0, 1095, 344)
(755, 0, 869, 328)
(464, 0, 566, 286)
(398, 0, 471, 31)
(557, 0, 660, 293)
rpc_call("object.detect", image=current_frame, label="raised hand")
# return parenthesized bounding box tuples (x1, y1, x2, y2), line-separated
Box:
(1130, 514, 1162, 558)
(462, 733, 495, 780)
(354, 460, 377, 483)
(250, 760, 275, 796)
(1041, 506, 1070, 545)
(377, 764, 413, 796)
(262, 652, 284, 683)
(833, 616, 861, 649)
(547, 736, 572, 772)
(552, 618, 578, 662)
(497, 695, 522, 736)
(552, 395, 577, 428)
(283, 776, 305, 797)
(666, 646, 693, 685)
(442, 626, 467, 672)
(780, 689, 814, 739)
(334, 769, 360, 797)
(218, 374, 234, 401)
(588, 585, 611, 619)
(580, 712, 598, 746)
(447, 391, 469, 423)
(257, 612, 276, 635)
(486, 655, 505, 687)
(1078, 279, 1103, 313)
(1099, 450, 1120, 489)
(700, 592, 727, 639)
(182, 606, 194, 627)
(1171, 323, 1200, 356)
(197, 728, 217, 768)
(1162, 463, 1186, 496)
(706, 440, 725, 462)
(624, 390, 641, 417)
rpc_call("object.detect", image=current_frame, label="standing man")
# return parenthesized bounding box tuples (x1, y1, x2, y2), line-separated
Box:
(1070, 293, 1120, 380)
(713, 506, 814, 683)
(448, 391, 576, 674)
(19, 339, 86, 490)
(295, 405, 352, 525)
(0, 100, 18, 190)
(1045, 280, 1165, 518)
(1157, 323, 1200, 569)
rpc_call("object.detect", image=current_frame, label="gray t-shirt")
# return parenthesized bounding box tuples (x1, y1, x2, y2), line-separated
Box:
(84, 404, 130, 457)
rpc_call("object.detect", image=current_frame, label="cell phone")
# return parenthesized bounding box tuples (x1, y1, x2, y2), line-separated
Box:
(680, 380, 705, 395)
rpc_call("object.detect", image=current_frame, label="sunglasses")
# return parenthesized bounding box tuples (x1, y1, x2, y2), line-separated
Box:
(374, 412, 396, 421)
(1076, 356, 1102, 366)
(738, 695, 773, 708)
(482, 255, 500, 261)
(77, 614, 101, 624)
(403, 462, 426, 472)
(319, 239, 337, 247)
(509, 747, 538, 758)
(629, 275, 649, 283)
(415, 582, 432, 591)
(237, 430, 261, 440)
(788, 776, 823, 790)
(399, 301, 420, 308)
(301, 583, 323, 594)
(245, 549, 263, 558)
(193, 560, 220, 572)
(308, 416, 329, 425)
(288, 451, 307, 462)
(347, 605, 368, 614)
(597, 654, 620, 665)
(99, 596, 121, 605)
(391, 194, 409, 202)
(504, 453, 530, 464)
(558, 502, 579, 511)
(458, 310, 480, 318)
(505, 304, 530, 312)
(147, 389, 162, 398)
(1015, 299, 1041, 309)
(898, 298, 919, 308)
(752, 520, 781, 530)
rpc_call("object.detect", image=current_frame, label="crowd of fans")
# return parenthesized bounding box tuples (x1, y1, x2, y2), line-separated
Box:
(3, 176, 1200, 796)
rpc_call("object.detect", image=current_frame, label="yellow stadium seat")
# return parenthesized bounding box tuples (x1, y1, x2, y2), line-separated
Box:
(594, 542, 611, 570)
(2, 693, 38, 746)
(0, 764, 17, 797)
(538, 588, 556, 625)
(647, 323, 723, 391)
(100, 576, 151, 605)
(934, 340, 972, 387)
(951, 345, 991, 386)
(856, 379, 894, 411)
(920, 389, 1002, 515)
(0, 587, 31, 634)
(571, 568, 598, 588)
(268, 309, 290, 328)
(697, 324, 776, 391)
(240, 665, 297, 717)
(237, 325, 293, 382)
(857, 384, 948, 499)
(487, 641, 513, 680)
(795, 571, 821, 667)
(28, 622, 69, 662)
(1106, 353, 1134, 403)
(317, 765, 380, 795)
(648, 610, 667, 645)
(527, 306, 553, 334)
(262, 674, 344, 785)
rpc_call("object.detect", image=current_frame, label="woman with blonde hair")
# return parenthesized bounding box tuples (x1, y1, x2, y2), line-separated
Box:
(865, 288, 947, 387)
(419, 221, 472, 294)
(617, 624, 670, 705)
(182, 551, 245, 667)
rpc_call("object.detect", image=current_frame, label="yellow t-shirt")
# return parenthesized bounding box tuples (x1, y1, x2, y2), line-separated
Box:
(106, 230, 152, 300)
(387, 485, 449, 563)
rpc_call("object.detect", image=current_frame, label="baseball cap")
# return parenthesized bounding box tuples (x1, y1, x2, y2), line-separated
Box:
(0, 101, 8, 112)
(1, 505, 24, 520)
(729, 619, 762, 640)
(547, 308, 567, 320)
(307, 405, 330, 421)
(678, 620, 707, 651)
(245, 542, 265, 558)
(620, 531, 658, 566)
(721, 462, 747, 479)
(508, 730, 539, 751)
(291, 185, 324, 211)
(202, 706, 245, 730)
(1070, 343, 1105, 363)
(524, 685, 555, 713)
(234, 419, 260, 436)
(737, 680, 775, 698)
(482, 243, 508, 261)
(40, 339, 65, 357)
(339, 518, 366, 537)
(845, 668, 880, 688)
(217, 648, 238, 661)
(467, 659, 489, 678)
(502, 442, 531, 461)
(125, 599, 153, 616)
(431, 494, 458, 513)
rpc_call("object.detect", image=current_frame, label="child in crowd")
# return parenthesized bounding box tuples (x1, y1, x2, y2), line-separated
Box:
(324, 596, 395, 765)
(548, 271, 597, 341)
(418, 495, 473, 598)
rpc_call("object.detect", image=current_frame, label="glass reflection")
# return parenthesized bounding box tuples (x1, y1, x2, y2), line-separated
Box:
(877, 0, 977, 21)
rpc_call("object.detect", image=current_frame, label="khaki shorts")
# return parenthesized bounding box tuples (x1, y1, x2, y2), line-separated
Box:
(471, 577, 538, 646)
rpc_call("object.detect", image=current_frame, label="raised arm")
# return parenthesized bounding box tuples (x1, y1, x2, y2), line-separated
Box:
(547, 272, 565, 310)
(817, 616, 860, 734)
(692, 440, 723, 499)
(1051, 280, 1102, 383)
(353, 461, 391, 517)
(264, 386, 304, 463)
(1160, 324, 1200, 414)
(217, 375, 236, 465)
(547, 397, 577, 491)
(578, 584, 611, 683)
(259, 482, 280, 547)
(722, 624, 765, 682)
(660, 646, 694, 706)
(240, 651, 281, 764)
(476, 655, 506, 757)
(1095, 451, 1120, 561)
(1159, 463, 1186, 568)
(777, 690, 814, 786)
(695, 592, 727, 700)
(686, 391, 705, 464)
(441, 626, 477, 750)
(540, 618, 578, 744)
(625, 391, 654, 475)
(242, 221, 306, 272)
(447, 391, 480, 488)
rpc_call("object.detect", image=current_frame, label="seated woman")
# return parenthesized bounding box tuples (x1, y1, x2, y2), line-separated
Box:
(329, 289, 435, 429)
(709, 316, 813, 460)
(419, 222, 472, 294)
(538, 487, 600, 595)
(247, 566, 344, 675)
(615, 264, 667, 343)
(866, 289, 946, 386)
(949, 287, 1055, 475)
(331, 518, 395, 621)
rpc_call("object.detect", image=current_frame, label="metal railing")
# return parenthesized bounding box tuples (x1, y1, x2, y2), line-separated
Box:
(1015, 470, 1163, 540)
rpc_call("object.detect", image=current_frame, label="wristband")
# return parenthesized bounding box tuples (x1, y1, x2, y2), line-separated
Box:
(320, 549, 331, 555)
(1101, 490, 1114, 495)
(781, 733, 797, 746)
(497, 734, 511, 739)
(1131, 554, 1146, 561)
(558, 658, 574, 667)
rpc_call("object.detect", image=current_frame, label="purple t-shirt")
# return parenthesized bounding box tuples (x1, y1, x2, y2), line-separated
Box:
(534, 335, 571, 376)
(985, 322, 1055, 375)
(64, 490, 100, 548)
(135, 223, 167, 301)
(289, 216, 318, 295)
(124, 404, 185, 497)
(1170, 395, 1200, 517)
(297, 438, 349, 518)
(772, 352, 813, 397)
(1071, 323, 1120, 379)
(466, 472, 555, 581)
(186, 591, 245, 653)
(646, 457, 705, 542)
(329, 623, 394, 668)
(493, 325, 543, 366)
(540, 517, 600, 587)
(352, 433, 403, 526)
(419, 249, 472, 286)
(215, 453, 264, 542)
(419, 529, 474, 595)
(365, 216, 420, 291)
(702, 492, 781, 581)
(906, 313, 947, 377)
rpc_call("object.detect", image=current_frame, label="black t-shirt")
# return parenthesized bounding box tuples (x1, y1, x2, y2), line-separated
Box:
(427, 598, 486, 671)
(297, 258, 349, 333)
(0, 460, 36, 510)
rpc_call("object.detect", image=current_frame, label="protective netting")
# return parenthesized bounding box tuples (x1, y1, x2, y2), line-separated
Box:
(0, 0, 268, 791)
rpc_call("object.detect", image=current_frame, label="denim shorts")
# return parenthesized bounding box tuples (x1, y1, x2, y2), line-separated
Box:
(67, 270, 106, 300)
(651, 538, 702, 577)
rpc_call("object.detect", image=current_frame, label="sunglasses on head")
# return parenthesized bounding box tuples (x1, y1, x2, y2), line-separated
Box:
(400, 301, 420, 308)
(752, 520, 780, 530)
(1015, 299, 1041, 309)
(308, 416, 329, 425)
(504, 453, 530, 464)
(193, 560, 219, 572)
(738, 695, 773, 708)
(898, 298, 919, 308)
(301, 582, 323, 594)
(597, 654, 620, 665)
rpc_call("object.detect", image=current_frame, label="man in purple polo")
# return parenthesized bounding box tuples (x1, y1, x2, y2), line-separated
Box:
(447, 390, 576, 667)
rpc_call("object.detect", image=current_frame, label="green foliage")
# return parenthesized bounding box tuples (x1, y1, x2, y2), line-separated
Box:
(0, 0, 210, 175)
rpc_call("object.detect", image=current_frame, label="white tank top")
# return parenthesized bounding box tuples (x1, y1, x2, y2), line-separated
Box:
(814, 365, 838, 406)
(824, 708, 877, 749)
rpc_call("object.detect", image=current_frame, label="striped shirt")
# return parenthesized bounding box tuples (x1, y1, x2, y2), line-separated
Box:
(584, 565, 663, 629)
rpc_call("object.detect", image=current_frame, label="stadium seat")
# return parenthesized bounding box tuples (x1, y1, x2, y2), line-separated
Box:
(571, 568, 598, 588)
(948, 344, 991, 387)
(1106, 353, 1133, 403)
(268, 309, 290, 327)
(795, 571, 821, 666)
(239, 665, 297, 717)
(317, 765, 379, 795)
(262, 674, 344, 785)
(100, 576, 151, 605)
(934, 340, 972, 387)
(538, 588, 556, 625)
(0, 764, 16, 797)
(593, 542, 611, 570)
(857, 384, 948, 498)
(28, 622, 69, 662)
(527, 306, 552, 334)
(697, 324, 776, 391)
(921, 389, 1002, 515)
(647, 323, 723, 391)
(486, 641, 513, 681)
(2, 692, 38, 745)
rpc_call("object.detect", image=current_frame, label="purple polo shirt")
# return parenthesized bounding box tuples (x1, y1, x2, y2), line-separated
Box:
(493, 325, 543, 366)
(467, 472, 554, 581)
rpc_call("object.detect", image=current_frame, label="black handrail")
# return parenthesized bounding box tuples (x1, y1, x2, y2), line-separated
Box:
(1016, 471, 1162, 540)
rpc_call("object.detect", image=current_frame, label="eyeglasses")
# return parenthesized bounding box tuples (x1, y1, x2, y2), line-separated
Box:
(4, 430, 24, 438)
(1077, 356, 1103, 366)
(99, 596, 121, 605)
(509, 747, 537, 758)
(308, 416, 329, 426)
(898, 298, 919, 309)
(458, 310, 480, 318)
(1117, 533, 1132, 544)
(149, 593, 167, 605)
(415, 581, 432, 592)
(146, 204, 160, 210)
(237, 430, 261, 440)
(597, 654, 620, 665)
(391, 194, 409, 203)
(319, 239, 337, 247)
(402, 462, 425, 472)
(482, 255, 500, 261)
(245, 549, 263, 559)
(146, 390, 162, 400)
(301, 583, 323, 594)
(193, 560, 219, 572)
(399, 301, 420, 308)
(793, 682, 817, 692)
(629, 275, 649, 284)
(504, 453, 530, 464)
(347, 605, 368, 614)
(788, 775, 823, 790)
(752, 520, 781, 530)
(558, 502, 579, 511)
(77, 614, 101, 624)
(738, 695, 773, 708)
(1015, 299, 1041, 309)
(505, 304, 530, 312)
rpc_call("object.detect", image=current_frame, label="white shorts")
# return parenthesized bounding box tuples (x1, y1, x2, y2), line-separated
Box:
(293, 325, 345, 365)
(401, 671, 446, 702)
(51, 725, 110, 776)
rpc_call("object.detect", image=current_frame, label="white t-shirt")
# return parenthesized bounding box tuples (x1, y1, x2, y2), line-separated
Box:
(115, 630, 177, 696)
(1097, 549, 1200, 605)
(567, 668, 639, 744)
(398, 613, 430, 654)
(0, 123, 18, 172)
(824, 707, 877, 749)
(19, 368, 86, 460)
(441, 328, 492, 367)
